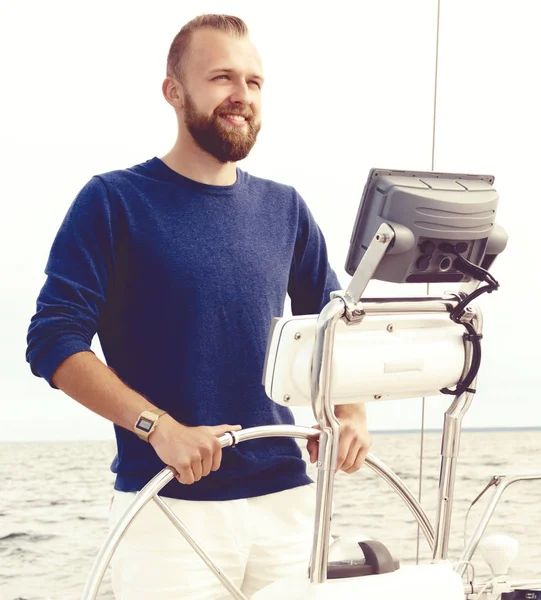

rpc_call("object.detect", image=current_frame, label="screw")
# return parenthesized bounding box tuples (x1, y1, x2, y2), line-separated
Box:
(387, 324, 394, 332)
(374, 394, 382, 400)
(294, 332, 302, 340)
(376, 234, 389, 243)
(317, 460, 322, 467)
(283, 394, 290, 403)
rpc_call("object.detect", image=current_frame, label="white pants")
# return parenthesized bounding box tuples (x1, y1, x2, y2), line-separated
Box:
(109, 483, 316, 599)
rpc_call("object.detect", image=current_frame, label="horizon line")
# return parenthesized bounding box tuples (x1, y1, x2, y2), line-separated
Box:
(3, 425, 541, 443)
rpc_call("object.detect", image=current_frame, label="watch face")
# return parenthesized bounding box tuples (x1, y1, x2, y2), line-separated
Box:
(137, 417, 153, 433)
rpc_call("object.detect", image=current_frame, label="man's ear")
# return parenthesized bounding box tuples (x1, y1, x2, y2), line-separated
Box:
(162, 77, 184, 109)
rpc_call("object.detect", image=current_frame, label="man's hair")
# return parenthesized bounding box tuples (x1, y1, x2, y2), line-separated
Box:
(166, 14, 249, 82)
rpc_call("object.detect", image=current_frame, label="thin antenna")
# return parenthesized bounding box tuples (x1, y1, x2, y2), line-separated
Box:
(416, 0, 441, 565)
(431, 0, 441, 172)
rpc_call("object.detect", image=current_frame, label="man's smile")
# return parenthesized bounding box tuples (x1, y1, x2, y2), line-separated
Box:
(219, 114, 248, 127)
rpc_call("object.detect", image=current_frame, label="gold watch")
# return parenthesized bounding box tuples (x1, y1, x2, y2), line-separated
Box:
(134, 408, 167, 442)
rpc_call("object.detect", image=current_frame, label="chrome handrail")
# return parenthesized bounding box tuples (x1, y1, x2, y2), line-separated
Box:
(433, 307, 483, 561)
(457, 471, 541, 577)
(309, 297, 346, 583)
(307, 289, 476, 570)
(81, 424, 434, 600)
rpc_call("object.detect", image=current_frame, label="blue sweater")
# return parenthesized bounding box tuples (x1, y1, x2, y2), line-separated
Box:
(26, 158, 341, 500)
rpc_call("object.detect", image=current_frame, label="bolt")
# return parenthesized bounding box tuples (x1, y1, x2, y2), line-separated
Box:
(387, 324, 394, 332)
(283, 394, 290, 403)
(294, 332, 302, 340)
(376, 234, 389, 243)
(374, 394, 382, 400)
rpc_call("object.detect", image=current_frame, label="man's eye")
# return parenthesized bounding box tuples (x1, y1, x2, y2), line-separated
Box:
(212, 75, 261, 89)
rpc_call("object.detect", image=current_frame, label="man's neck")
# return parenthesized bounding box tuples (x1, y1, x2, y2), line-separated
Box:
(161, 139, 238, 186)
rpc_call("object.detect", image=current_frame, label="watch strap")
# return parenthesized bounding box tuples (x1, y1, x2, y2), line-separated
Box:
(134, 408, 167, 442)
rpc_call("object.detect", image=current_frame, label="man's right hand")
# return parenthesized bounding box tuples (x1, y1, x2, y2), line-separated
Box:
(149, 414, 242, 485)
(49, 353, 241, 485)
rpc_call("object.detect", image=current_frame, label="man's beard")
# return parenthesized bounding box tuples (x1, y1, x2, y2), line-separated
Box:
(183, 92, 261, 163)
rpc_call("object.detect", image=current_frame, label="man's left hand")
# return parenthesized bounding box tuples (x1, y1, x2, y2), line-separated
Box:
(306, 404, 371, 474)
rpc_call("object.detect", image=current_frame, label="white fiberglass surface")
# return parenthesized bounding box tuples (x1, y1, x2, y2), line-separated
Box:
(266, 313, 465, 406)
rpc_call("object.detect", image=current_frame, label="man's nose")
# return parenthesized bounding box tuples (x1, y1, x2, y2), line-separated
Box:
(229, 80, 250, 104)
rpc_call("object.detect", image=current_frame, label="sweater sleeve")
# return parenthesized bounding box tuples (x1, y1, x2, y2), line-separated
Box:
(287, 191, 342, 315)
(26, 176, 116, 387)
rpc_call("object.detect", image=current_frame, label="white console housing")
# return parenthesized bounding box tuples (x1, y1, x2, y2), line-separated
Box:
(263, 312, 466, 406)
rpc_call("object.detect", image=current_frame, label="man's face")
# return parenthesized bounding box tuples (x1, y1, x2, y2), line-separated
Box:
(180, 29, 263, 163)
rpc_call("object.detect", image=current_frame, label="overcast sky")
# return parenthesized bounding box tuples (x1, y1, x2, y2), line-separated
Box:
(1, 0, 540, 441)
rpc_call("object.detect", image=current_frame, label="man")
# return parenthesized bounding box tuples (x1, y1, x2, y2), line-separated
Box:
(26, 14, 370, 599)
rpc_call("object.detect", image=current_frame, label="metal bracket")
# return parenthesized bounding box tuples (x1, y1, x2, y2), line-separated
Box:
(344, 223, 395, 304)
(330, 291, 365, 325)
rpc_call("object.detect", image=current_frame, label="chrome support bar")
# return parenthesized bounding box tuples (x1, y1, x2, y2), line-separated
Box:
(359, 296, 460, 314)
(432, 392, 474, 561)
(153, 496, 248, 600)
(433, 309, 483, 561)
(309, 297, 346, 584)
(344, 223, 395, 303)
(457, 472, 541, 577)
(330, 295, 467, 320)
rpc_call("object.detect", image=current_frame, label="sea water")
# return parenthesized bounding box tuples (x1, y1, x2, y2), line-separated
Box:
(1, 429, 540, 600)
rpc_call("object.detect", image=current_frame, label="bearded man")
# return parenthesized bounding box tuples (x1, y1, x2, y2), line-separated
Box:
(26, 14, 370, 599)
